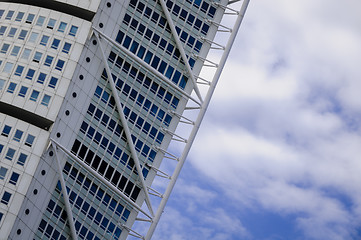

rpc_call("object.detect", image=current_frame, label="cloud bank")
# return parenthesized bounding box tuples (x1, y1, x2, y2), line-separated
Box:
(153, 0, 361, 239)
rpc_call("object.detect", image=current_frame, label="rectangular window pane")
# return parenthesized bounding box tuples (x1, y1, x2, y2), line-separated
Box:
(1, 43, 10, 54)
(40, 35, 49, 46)
(48, 77, 58, 88)
(37, 72, 46, 84)
(6, 82, 16, 93)
(36, 16, 45, 26)
(9, 172, 20, 185)
(62, 42, 71, 53)
(25, 134, 35, 147)
(5, 148, 15, 160)
(26, 69, 35, 80)
(15, 12, 24, 22)
(13, 129, 23, 142)
(33, 51, 42, 63)
(0, 79, 5, 90)
(30, 90, 40, 101)
(1, 191, 11, 205)
(26, 13, 35, 24)
(47, 18, 56, 29)
(4, 62, 14, 73)
(8, 27, 17, 37)
(14, 65, 24, 76)
(51, 39, 60, 49)
(44, 56, 53, 66)
(5, 11, 14, 20)
(21, 48, 31, 59)
(29, 32, 39, 43)
(69, 25, 78, 36)
(55, 59, 64, 71)
(18, 86, 28, 97)
(58, 22, 67, 32)
(0, 167, 7, 180)
(0, 26, 7, 36)
(18, 29, 28, 40)
(1, 125, 11, 137)
(17, 153, 27, 166)
(41, 94, 51, 106)
(11, 46, 20, 56)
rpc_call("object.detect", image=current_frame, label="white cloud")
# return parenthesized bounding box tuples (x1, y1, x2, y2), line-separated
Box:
(184, 0, 361, 239)
(153, 180, 250, 240)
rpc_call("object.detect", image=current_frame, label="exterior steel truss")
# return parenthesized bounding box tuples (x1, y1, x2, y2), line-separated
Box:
(144, 1, 250, 239)
(68, 0, 251, 239)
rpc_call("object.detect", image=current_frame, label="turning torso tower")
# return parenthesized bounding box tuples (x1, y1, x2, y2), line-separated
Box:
(0, 0, 249, 239)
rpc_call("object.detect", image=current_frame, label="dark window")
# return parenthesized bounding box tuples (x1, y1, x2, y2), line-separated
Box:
(172, 5, 180, 15)
(9, 172, 20, 185)
(26, 14, 35, 24)
(145, 7, 152, 18)
(116, 31, 124, 44)
(2, 125, 11, 137)
(123, 36, 132, 48)
(1, 191, 11, 205)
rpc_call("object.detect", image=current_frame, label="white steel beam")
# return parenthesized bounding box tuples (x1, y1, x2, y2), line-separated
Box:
(144, 1, 250, 239)
(94, 32, 155, 218)
(51, 143, 78, 240)
(92, 27, 201, 107)
(50, 138, 152, 220)
(157, 0, 204, 103)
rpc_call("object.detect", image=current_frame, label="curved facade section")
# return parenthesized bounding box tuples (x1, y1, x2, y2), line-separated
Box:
(0, 3, 91, 121)
(0, 0, 101, 20)
(0, 3, 92, 238)
(0, 0, 246, 239)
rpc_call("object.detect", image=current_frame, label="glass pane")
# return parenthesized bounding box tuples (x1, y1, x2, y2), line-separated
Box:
(17, 153, 27, 166)
(13, 129, 23, 141)
(6, 82, 16, 93)
(21, 48, 31, 59)
(8, 27, 16, 37)
(41, 95, 51, 106)
(4, 62, 14, 73)
(69, 25, 78, 36)
(36, 16, 45, 26)
(1, 125, 11, 136)
(5, 148, 15, 160)
(47, 18, 56, 29)
(29, 32, 39, 42)
(58, 22, 67, 32)
(0, 167, 7, 180)
(30, 90, 40, 101)
(26, 13, 35, 23)
(15, 12, 24, 21)
(18, 86, 28, 97)
(25, 134, 35, 147)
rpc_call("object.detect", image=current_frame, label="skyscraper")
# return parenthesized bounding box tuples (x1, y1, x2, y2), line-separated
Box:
(0, 0, 249, 239)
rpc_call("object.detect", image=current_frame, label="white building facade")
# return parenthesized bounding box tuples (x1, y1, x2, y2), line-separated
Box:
(0, 0, 249, 239)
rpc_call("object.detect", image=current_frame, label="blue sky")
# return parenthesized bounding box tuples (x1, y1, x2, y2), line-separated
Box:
(151, 0, 361, 239)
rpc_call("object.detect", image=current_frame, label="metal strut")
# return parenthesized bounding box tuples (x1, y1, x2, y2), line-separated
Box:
(193, 54, 219, 67)
(213, 2, 240, 14)
(194, 75, 212, 85)
(157, 0, 204, 103)
(50, 139, 153, 220)
(206, 19, 233, 32)
(154, 146, 179, 161)
(144, 0, 250, 239)
(200, 36, 226, 50)
(51, 143, 78, 240)
(170, 110, 195, 125)
(92, 27, 202, 107)
(94, 32, 155, 218)
(146, 163, 171, 179)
